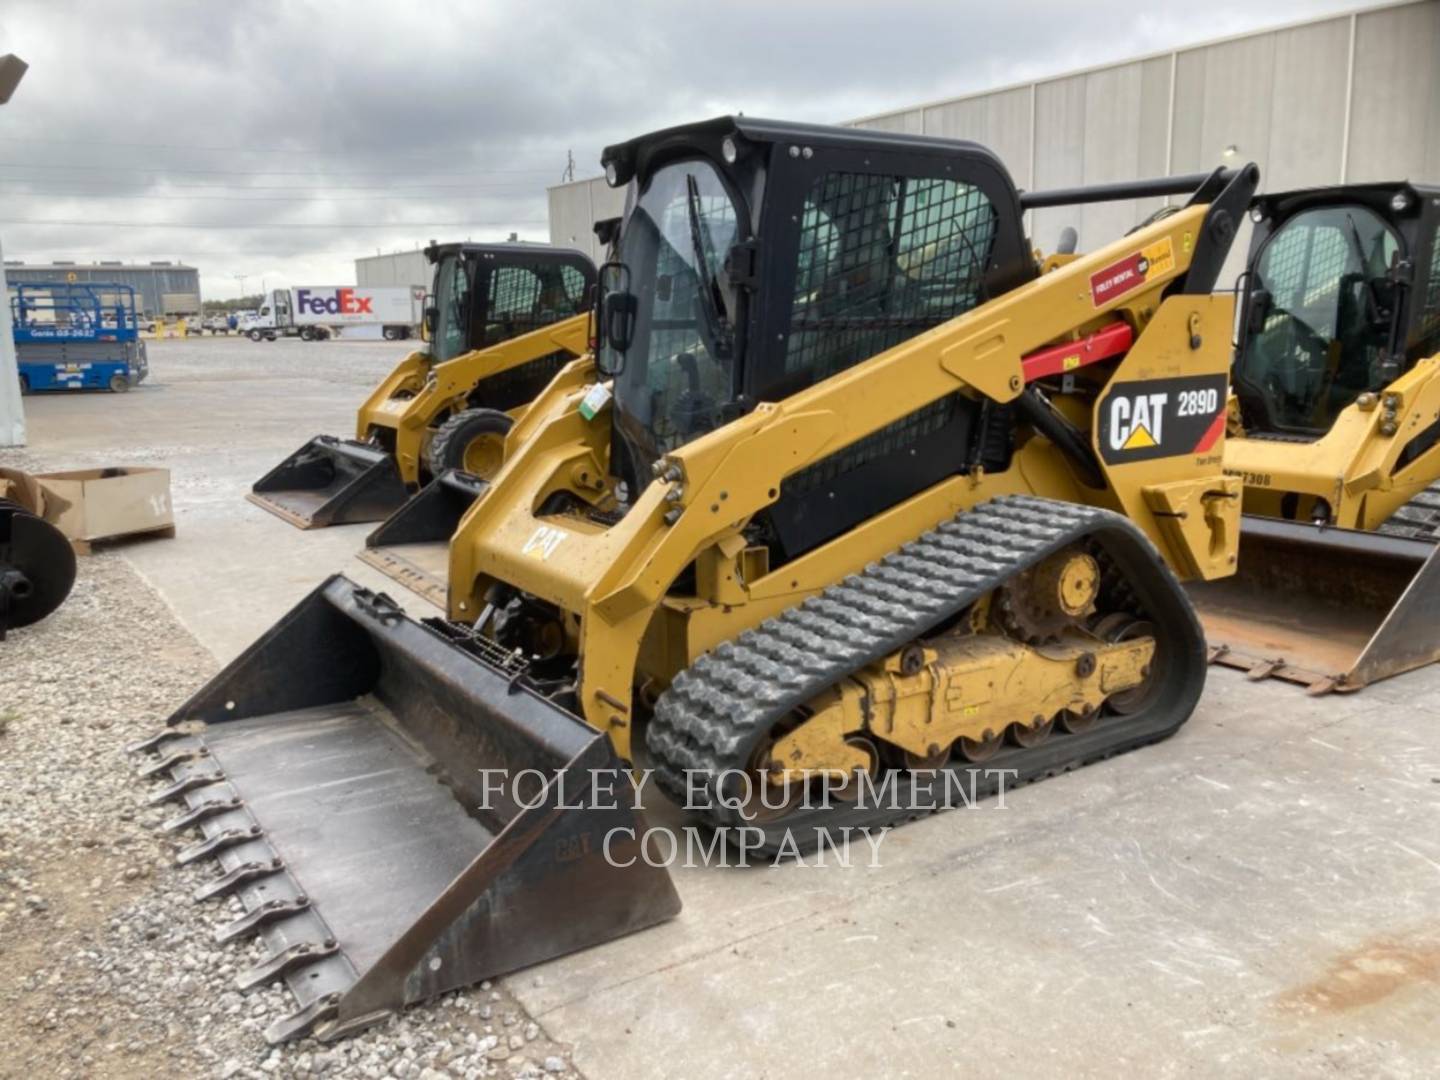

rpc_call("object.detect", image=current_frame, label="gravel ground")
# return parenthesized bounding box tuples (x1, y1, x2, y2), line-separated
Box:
(0, 552, 580, 1080)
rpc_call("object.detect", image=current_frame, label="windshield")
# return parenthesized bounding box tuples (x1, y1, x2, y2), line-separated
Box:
(1237, 204, 1400, 434)
(607, 158, 741, 467)
(431, 253, 471, 362)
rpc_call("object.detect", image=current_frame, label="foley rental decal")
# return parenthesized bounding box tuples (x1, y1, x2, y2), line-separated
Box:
(1095, 374, 1228, 465)
(1089, 237, 1176, 307)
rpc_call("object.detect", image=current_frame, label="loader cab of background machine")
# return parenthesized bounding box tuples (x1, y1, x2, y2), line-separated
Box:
(1233, 182, 1440, 438)
(422, 242, 595, 365)
(595, 116, 1035, 557)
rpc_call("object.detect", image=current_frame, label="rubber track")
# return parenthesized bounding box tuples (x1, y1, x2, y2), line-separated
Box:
(1379, 482, 1440, 540)
(646, 494, 1203, 854)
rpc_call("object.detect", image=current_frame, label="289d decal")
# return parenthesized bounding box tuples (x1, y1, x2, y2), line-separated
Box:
(1095, 374, 1228, 465)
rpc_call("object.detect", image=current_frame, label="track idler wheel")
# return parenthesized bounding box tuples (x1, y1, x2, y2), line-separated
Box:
(0, 498, 77, 638)
(1094, 614, 1158, 715)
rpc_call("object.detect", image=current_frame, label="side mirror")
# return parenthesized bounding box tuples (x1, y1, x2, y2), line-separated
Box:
(1245, 288, 1272, 335)
(423, 305, 438, 339)
(595, 261, 634, 375)
(603, 292, 637, 354)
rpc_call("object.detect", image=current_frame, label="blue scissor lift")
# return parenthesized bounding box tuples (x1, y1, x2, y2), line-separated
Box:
(11, 282, 149, 393)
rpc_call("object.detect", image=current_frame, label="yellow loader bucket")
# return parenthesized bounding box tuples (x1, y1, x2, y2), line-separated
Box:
(248, 436, 410, 529)
(1186, 516, 1440, 693)
(356, 470, 488, 608)
(129, 576, 680, 1043)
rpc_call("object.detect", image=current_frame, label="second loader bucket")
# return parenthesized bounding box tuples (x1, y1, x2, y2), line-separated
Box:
(356, 470, 489, 608)
(249, 436, 410, 529)
(129, 576, 681, 1043)
(1186, 515, 1440, 693)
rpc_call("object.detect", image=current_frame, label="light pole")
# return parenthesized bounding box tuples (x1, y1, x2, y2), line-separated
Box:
(0, 53, 31, 449)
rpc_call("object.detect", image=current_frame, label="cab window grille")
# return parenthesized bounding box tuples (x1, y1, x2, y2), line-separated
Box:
(474, 350, 572, 412)
(1258, 224, 1346, 338)
(776, 172, 998, 499)
(482, 264, 589, 347)
(560, 265, 589, 307)
(785, 173, 999, 387)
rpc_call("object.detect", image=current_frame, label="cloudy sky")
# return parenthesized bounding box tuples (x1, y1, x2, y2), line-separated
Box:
(1, 0, 1360, 298)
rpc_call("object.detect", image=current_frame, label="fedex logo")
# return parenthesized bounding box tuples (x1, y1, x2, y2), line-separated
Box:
(296, 288, 373, 315)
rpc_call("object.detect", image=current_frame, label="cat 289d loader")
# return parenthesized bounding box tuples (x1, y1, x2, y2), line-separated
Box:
(1187, 182, 1440, 692)
(132, 117, 1254, 1041)
(248, 242, 595, 529)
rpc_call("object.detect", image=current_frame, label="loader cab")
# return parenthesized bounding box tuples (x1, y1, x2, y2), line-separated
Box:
(422, 242, 595, 366)
(597, 116, 1034, 556)
(1234, 182, 1440, 437)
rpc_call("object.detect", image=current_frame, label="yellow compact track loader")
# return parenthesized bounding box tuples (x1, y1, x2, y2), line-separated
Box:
(1187, 182, 1440, 691)
(248, 243, 595, 529)
(133, 116, 1256, 1041)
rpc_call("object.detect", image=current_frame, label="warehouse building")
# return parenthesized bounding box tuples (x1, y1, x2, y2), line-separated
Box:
(2, 260, 200, 317)
(355, 248, 431, 290)
(548, 0, 1440, 269)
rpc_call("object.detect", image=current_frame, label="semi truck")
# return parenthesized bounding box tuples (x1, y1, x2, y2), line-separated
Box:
(244, 285, 425, 342)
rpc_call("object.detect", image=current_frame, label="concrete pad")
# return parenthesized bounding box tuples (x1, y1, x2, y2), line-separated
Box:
(10, 335, 1440, 1077)
(11, 337, 437, 662)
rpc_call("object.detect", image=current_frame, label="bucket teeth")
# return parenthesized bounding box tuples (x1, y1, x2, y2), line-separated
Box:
(213, 896, 311, 945)
(193, 857, 284, 903)
(148, 772, 225, 806)
(265, 992, 342, 1046)
(162, 797, 244, 833)
(237, 938, 339, 992)
(175, 824, 263, 865)
(126, 728, 187, 755)
(1245, 658, 1282, 681)
(137, 747, 208, 779)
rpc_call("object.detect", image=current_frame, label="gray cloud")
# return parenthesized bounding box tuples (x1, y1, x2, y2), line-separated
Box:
(0, 0, 1362, 295)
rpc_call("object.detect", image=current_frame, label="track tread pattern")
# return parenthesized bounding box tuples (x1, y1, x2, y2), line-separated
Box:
(1379, 482, 1440, 540)
(646, 495, 1199, 851)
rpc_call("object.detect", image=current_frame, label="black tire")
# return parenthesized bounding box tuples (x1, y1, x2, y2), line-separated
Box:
(300, 326, 315, 341)
(109, 373, 130, 393)
(248, 328, 263, 342)
(426, 408, 514, 479)
(382, 326, 397, 341)
(18, 374, 29, 395)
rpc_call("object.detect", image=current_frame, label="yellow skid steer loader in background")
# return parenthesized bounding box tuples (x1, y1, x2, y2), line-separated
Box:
(357, 220, 626, 606)
(135, 116, 1257, 1040)
(248, 242, 595, 529)
(1187, 181, 1440, 692)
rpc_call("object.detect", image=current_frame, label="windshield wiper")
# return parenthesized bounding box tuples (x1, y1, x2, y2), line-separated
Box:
(685, 173, 732, 360)
(1345, 213, 1387, 324)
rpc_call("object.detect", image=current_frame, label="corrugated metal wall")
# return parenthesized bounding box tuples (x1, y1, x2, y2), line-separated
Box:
(548, 0, 1438, 280)
(355, 250, 431, 289)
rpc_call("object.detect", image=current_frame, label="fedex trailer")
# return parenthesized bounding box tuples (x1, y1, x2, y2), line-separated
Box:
(245, 286, 425, 342)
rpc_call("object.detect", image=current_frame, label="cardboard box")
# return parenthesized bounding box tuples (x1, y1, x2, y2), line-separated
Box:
(34, 467, 174, 547)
